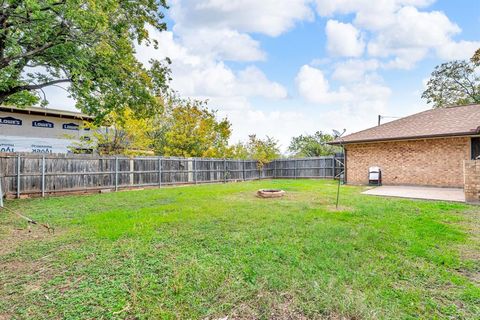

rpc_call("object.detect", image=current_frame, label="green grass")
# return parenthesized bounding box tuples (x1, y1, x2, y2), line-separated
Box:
(0, 180, 479, 319)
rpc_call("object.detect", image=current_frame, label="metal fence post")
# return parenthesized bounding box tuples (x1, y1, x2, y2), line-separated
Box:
(83, 166, 87, 191)
(193, 158, 197, 184)
(16, 154, 21, 198)
(0, 176, 4, 208)
(332, 156, 336, 179)
(41, 155, 46, 197)
(158, 157, 162, 187)
(114, 157, 118, 191)
(243, 160, 246, 181)
(223, 159, 227, 183)
(294, 159, 297, 179)
(333, 154, 337, 179)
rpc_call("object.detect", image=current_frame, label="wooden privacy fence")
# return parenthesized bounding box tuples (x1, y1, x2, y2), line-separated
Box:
(0, 153, 344, 198)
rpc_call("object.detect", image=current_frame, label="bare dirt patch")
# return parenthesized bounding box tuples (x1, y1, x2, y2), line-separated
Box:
(326, 205, 353, 213)
(222, 294, 309, 320)
(208, 293, 359, 320)
(0, 225, 54, 256)
(457, 209, 480, 257)
(452, 208, 480, 284)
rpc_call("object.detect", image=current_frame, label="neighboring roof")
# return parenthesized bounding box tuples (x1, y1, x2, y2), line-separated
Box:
(330, 104, 480, 145)
(0, 105, 93, 121)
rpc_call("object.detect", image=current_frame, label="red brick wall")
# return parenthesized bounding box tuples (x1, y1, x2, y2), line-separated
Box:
(464, 160, 480, 202)
(345, 137, 470, 187)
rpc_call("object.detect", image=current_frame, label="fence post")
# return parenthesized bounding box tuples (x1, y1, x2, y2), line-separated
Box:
(294, 159, 297, 179)
(41, 155, 46, 197)
(223, 159, 227, 183)
(332, 156, 337, 179)
(193, 158, 197, 184)
(83, 166, 87, 191)
(158, 157, 162, 187)
(274, 160, 277, 179)
(129, 158, 134, 186)
(0, 176, 4, 208)
(114, 157, 118, 191)
(333, 154, 337, 179)
(16, 154, 21, 198)
(242, 160, 246, 181)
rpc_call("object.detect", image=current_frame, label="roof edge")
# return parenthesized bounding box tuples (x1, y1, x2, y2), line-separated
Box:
(0, 105, 93, 120)
(328, 131, 478, 145)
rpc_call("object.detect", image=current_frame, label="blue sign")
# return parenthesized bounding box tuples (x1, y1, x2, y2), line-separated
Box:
(32, 120, 54, 128)
(0, 116, 22, 126)
(63, 122, 79, 130)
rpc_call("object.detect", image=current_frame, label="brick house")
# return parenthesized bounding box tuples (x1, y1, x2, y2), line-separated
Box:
(330, 104, 480, 188)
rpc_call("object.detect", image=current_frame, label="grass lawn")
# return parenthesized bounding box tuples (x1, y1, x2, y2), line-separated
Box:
(0, 180, 479, 319)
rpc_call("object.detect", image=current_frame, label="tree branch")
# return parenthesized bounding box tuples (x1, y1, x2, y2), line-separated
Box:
(0, 41, 58, 69)
(451, 77, 475, 100)
(0, 78, 72, 104)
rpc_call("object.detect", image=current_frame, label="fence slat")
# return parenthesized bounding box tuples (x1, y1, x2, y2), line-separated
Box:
(41, 155, 45, 197)
(16, 154, 20, 198)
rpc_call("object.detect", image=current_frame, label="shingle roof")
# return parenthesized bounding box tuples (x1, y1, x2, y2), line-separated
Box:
(330, 104, 480, 145)
(0, 105, 93, 120)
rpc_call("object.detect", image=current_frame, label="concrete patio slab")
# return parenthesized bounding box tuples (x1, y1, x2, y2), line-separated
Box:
(362, 185, 465, 202)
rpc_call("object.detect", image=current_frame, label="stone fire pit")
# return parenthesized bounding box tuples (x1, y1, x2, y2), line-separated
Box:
(257, 189, 286, 198)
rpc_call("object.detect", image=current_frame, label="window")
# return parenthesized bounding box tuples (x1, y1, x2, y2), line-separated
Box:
(471, 137, 480, 160)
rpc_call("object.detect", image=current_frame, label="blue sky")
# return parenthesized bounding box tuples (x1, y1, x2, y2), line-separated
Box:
(53, 0, 480, 151)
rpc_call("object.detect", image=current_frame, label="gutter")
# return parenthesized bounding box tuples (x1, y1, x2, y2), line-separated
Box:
(0, 106, 93, 121)
(328, 131, 479, 145)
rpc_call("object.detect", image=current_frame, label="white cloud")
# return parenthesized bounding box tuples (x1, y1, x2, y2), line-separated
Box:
(135, 26, 294, 148)
(326, 20, 365, 57)
(379, 7, 459, 47)
(436, 40, 480, 60)
(213, 96, 314, 150)
(174, 27, 266, 62)
(295, 64, 393, 137)
(295, 64, 390, 106)
(317, 1, 475, 69)
(315, 0, 435, 19)
(170, 0, 313, 37)
(138, 30, 202, 67)
(165, 0, 314, 67)
(379, 47, 429, 69)
(295, 65, 352, 104)
(136, 29, 286, 100)
(237, 66, 287, 99)
(332, 59, 380, 82)
(367, 6, 460, 64)
(295, 64, 391, 123)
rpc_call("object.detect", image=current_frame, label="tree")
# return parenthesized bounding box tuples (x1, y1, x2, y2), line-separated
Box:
(422, 51, 480, 108)
(232, 135, 280, 167)
(472, 48, 480, 66)
(0, 0, 170, 120)
(229, 143, 249, 160)
(153, 98, 232, 158)
(288, 131, 339, 157)
(70, 108, 155, 156)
